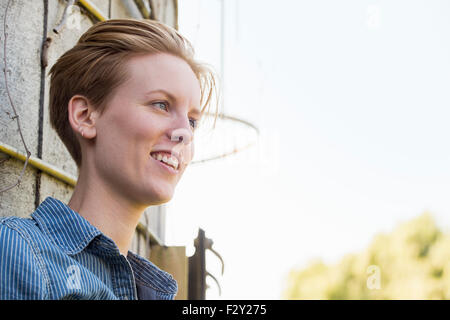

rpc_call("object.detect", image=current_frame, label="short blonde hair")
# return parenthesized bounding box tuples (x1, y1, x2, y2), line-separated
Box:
(48, 19, 218, 169)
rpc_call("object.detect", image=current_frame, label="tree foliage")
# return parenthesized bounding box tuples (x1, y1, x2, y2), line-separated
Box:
(283, 213, 450, 299)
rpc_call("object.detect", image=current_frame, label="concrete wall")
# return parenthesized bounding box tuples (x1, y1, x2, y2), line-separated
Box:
(0, 0, 44, 217)
(0, 0, 178, 249)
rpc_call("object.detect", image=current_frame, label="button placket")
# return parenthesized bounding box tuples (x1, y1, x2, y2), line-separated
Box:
(120, 254, 138, 300)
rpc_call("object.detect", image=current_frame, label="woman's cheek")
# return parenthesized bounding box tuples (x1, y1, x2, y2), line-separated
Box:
(135, 114, 161, 139)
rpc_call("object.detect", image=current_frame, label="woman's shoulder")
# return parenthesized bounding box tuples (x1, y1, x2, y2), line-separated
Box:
(0, 216, 50, 299)
(0, 214, 56, 270)
(0, 215, 45, 245)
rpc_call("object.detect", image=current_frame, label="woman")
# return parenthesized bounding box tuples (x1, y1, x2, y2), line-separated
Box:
(0, 19, 217, 300)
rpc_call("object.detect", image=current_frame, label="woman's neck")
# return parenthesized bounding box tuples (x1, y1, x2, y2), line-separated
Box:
(68, 166, 146, 256)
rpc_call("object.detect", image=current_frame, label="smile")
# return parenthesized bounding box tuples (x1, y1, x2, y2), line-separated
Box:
(150, 154, 179, 174)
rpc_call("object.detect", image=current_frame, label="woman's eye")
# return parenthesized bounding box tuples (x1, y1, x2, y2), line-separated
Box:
(189, 119, 198, 129)
(153, 101, 168, 111)
(152, 101, 197, 129)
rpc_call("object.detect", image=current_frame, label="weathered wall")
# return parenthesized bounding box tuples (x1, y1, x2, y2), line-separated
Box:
(0, 0, 44, 217)
(0, 0, 178, 248)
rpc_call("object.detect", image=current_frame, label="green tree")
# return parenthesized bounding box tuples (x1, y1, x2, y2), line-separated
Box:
(283, 213, 450, 299)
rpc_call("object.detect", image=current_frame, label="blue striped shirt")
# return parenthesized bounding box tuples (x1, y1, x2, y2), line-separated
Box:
(0, 196, 178, 300)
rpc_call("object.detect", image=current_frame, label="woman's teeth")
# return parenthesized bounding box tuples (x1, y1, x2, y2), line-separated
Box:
(151, 152, 179, 170)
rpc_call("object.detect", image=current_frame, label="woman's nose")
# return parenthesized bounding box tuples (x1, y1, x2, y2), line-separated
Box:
(170, 115, 194, 143)
(170, 127, 193, 145)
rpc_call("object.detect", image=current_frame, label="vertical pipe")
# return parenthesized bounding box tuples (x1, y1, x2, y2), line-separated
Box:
(188, 228, 206, 299)
(220, 0, 225, 114)
(36, 0, 49, 210)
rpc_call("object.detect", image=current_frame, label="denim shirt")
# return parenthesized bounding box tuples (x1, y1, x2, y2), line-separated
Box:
(0, 196, 178, 300)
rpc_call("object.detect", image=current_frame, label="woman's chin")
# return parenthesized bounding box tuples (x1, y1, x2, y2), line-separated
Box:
(151, 196, 172, 206)
(139, 165, 178, 205)
(143, 186, 175, 206)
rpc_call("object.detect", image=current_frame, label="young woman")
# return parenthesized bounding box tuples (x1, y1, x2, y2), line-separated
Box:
(0, 19, 217, 300)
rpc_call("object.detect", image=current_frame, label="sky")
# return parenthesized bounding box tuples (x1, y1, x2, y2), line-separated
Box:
(165, 0, 450, 299)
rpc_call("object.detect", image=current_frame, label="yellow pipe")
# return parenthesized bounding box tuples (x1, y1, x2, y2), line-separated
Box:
(0, 141, 77, 187)
(77, 0, 107, 22)
(0, 141, 162, 245)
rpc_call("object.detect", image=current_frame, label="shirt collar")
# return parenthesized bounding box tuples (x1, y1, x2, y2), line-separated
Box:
(32, 196, 177, 296)
(127, 251, 178, 297)
(32, 196, 101, 256)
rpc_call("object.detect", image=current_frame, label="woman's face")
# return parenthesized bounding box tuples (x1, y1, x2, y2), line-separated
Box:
(91, 53, 201, 206)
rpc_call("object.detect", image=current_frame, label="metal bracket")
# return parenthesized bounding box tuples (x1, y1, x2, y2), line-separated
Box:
(188, 228, 224, 299)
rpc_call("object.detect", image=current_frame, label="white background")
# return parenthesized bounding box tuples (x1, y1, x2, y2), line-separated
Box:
(166, 0, 450, 299)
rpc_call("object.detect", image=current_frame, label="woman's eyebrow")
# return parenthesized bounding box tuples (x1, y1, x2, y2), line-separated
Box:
(189, 106, 202, 118)
(145, 89, 176, 102)
(146, 89, 201, 116)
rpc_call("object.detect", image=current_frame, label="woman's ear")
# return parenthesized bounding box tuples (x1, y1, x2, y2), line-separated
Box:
(68, 95, 98, 140)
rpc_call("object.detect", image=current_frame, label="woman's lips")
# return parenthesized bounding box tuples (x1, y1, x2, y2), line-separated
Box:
(150, 155, 179, 174)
